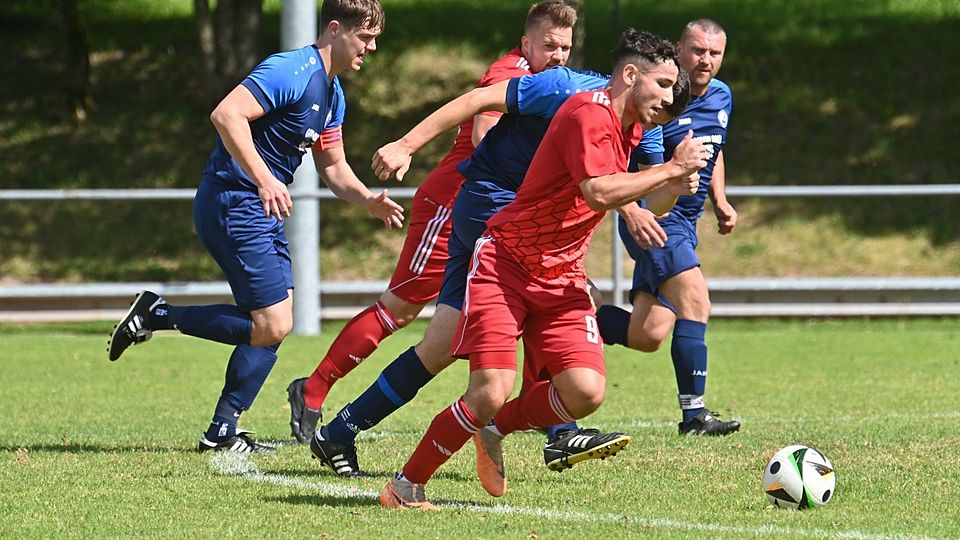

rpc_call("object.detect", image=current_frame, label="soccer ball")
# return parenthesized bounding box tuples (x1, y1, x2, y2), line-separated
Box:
(763, 445, 836, 509)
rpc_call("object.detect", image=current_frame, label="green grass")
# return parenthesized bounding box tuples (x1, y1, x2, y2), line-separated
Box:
(2, 319, 959, 538)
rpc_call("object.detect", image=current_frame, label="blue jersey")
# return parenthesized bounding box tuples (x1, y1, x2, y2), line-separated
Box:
(202, 44, 346, 191)
(458, 67, 663, 191)
(659, 78, 732, 223)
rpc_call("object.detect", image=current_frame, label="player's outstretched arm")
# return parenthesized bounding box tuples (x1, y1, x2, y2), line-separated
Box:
(315, 146, 404, 229)
(709, 150, 737, 234)
(371, 79, 512, 182)
(580, 132, 706, 212)
(211, 84, 292, 221)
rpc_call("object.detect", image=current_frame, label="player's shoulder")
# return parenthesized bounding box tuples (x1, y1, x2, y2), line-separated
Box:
(558, 89, 616, 120)
(262, 44, 322, 71)
(486, 47, 532, 76)
(707, 78, 732, 101)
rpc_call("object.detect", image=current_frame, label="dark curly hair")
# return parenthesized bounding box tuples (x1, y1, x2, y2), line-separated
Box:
(666, 67, 691, 119)
(611, 28, 677, 72)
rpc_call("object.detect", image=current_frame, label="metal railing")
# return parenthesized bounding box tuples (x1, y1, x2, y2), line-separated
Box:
(2, 184, 959, 325)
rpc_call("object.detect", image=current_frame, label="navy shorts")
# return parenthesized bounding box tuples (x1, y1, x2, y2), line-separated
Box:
(436, 180, 515, 310)
(618, 212, 700, 311)
(193, 178, 292, 312)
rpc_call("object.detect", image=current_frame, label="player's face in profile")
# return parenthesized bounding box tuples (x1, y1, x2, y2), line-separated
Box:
(678, 27, 726, 89)
(627, 60, 678, 127)
(521, 23, 573, 73)
(336, 22, 381, 72)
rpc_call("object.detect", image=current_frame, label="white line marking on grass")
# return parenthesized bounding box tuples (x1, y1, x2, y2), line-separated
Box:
(209, 453, 946, 540)
(624, 410, 960, 430)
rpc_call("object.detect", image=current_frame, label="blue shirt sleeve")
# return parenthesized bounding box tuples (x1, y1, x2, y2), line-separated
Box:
(630, 125, 665, 169)
(508, 67, 608, 118)
(241, 49, 312, 113)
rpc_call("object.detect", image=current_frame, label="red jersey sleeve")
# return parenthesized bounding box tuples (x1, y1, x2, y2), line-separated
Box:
(552, 98, 624, 184)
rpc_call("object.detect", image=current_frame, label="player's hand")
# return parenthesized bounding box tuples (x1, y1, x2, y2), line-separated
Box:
(671, 130, 708, 175)
(257, 177, 293, 221)
(372, 140, 414, 182)
(667, 172, 700, 197)
(714, 199, 738, 235)
(366, 189, 404, 229)
(618, 205, 666, 249)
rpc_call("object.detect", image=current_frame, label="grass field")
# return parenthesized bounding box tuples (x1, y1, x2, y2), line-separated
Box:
(2, 318, 959, 538)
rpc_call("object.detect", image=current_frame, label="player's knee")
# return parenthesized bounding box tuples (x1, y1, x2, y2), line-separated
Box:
(464, 387, 510, 421)
(250, 318, 292, 347)
(559, 385, 605, 419)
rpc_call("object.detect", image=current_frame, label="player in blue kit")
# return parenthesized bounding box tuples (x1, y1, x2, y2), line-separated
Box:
(594, 18, 741, 437)
(308, 58, 696, 492)
(106, 0, 403, 453)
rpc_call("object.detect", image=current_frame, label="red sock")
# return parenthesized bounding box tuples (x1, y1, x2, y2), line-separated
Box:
(303, 301, 399, 409)
(402, 398, 482, 484)
(493, 381, 575, 436)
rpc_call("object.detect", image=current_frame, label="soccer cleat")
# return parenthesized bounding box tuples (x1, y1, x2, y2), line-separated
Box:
(678, 409, 741, 436)
(107, 290, 164, 361)
(473, 425, 507, 497)
(543, 427, 631, 472)
(310, 427, 363, 477)
(198, 429, 276, 453)
(287, 378, 322, 443)
(379, 475, 439, 510)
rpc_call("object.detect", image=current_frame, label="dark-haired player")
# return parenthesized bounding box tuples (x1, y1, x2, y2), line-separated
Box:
(379, 29, 707, 509)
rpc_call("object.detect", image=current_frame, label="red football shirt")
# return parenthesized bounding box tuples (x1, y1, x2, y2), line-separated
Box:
(487, 89, 643, 280)
(417, 47, 532, 203)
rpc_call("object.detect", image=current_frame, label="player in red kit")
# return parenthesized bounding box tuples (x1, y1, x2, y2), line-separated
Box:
(380, 29, 708, 510)
(286, 1, 579, 444)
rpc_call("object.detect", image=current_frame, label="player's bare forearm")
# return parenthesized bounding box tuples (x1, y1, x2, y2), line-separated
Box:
(644, 186, 680, 216)
(708, 149, 727, 206)
(398, 80, 510, 153)
(316, 147, 377, 206)
(580, 163, 686, 211)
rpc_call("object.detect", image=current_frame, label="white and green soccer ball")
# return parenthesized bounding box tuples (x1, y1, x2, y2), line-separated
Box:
(763, 445, 836, 509)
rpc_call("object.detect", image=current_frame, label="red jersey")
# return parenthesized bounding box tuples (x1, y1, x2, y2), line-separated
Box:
(486, 90, 643, 281)
(417, 47, 532, 203)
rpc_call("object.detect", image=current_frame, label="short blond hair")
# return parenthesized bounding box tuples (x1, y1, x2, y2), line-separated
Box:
(525, 0, 577, 33)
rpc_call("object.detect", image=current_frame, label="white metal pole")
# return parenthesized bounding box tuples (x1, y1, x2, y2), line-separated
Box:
(282, 0, 320, 335)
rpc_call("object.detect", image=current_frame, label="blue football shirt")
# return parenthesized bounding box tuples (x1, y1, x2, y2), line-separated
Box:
(660, 78, 733, 223)
(458, 67, 665, 192)
(203, 44, 346, 190)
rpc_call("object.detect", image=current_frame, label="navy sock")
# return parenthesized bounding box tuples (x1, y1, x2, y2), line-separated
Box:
(326, 346, 434, 446)
(204, 398, 243, 442)
(671, 319, 708, 423)
(155, 304, 252, 345)
(219, 342, 281, 411)
(546, 422, 579, 442)
(596, 304, 631, 347)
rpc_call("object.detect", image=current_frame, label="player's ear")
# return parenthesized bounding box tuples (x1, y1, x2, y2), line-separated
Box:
(622, 63, 638, 86)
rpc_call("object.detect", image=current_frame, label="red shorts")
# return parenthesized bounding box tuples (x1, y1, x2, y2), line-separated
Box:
(451, 237, 606, 376)
(387, 191, 454, 304)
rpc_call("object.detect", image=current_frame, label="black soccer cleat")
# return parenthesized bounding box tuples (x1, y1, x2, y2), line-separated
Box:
(107, 290, 163, 361)
(198, 429, 276, 453)
(310, 427, 363, 477)
(543, 427, 631, 472)
(287, 377, 322, 443)
(678, 409, 741, 436)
